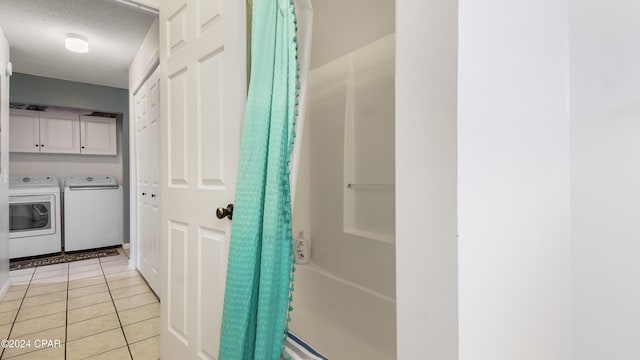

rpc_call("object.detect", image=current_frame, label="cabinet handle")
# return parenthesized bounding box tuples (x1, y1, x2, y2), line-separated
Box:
(40, 144, 44, 147)
(151, 194, 157, 198)
(142, 192, 147, 196)
(35, 144, 39, 147)
(81, 146, 85, 149)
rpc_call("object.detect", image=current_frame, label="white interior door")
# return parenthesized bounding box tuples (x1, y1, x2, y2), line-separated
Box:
(160, 1, 245, 358)
(134, 77, 150, 294)
(136, 67, 161, 295)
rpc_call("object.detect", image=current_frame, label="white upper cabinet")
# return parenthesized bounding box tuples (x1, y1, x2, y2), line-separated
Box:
(9, 109, 40, 153)
(80, 115, 117, 155)
(39, 112, 81, 154)
(9, 109, 118, 155)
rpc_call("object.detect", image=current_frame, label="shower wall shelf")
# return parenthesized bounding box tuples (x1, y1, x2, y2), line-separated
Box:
(346, 183, 394, 188)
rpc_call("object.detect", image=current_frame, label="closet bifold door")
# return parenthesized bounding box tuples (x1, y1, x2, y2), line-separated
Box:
(135, 67, 161, 295)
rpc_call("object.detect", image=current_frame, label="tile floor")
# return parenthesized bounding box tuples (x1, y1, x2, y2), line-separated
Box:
(0, 249, 160, 359)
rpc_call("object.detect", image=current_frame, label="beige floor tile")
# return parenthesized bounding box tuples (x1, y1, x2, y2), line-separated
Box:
(29, 275, 68, 286)
(67, 291, 112, 310)
(114, 292, 158, 312)
(123, 317, 160, 344)
(10, 268, 35, 277)
(32, 268, 68, 280)
(21, 290, 66, 308)
(102, 265, 133, 276)
(67, 301, 116, 324)
(129, 335, 160, 360)
(68, 263, 102, 275)
(66, 328, 127, 360)
(67, 313, 121, 341)
(0, 326, 65, 358)
(5, 344, 65, 360)
(10, 311, 66, 337)
(100, 254, 128, 264)
(0, 308, 18, 326)
(101, 259, 129, 268)
(68, 275, 106, 290)
(85, 346, 132, 360)
(3, 286, 27, 301)
(9, 274, 33, 285)
(16, 300, 66, 322)
(69, 258, 100, 268)
(107, 276, 145, 291)
(0, 299, 22, 313)
(68, 269, 104, 282)
(105, 270, 140, 282)
(6, 284, 29, 292)
(0, 323, 11, 340)
(25, 282, 67, 297)
(3, 291, 24, 302)
(110, 284, 152, 300)
(34, 263, 68, 273)
(117, 303, 160, 326)
(68, 283, 109, 299)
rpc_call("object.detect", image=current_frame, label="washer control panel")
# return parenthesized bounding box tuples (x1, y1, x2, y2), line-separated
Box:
(9, 176, 59, 187)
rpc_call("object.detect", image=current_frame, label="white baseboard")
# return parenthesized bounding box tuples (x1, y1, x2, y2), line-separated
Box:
(122, 243, 131, 250)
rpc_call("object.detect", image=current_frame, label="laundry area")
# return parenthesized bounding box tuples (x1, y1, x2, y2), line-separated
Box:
(8, 117, 123, 258)
(0, 0, 157, 267)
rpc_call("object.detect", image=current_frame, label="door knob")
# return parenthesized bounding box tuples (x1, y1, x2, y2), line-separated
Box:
(216, 204, 234, 220)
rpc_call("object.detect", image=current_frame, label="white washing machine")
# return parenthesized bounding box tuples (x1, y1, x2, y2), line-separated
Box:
(64, 176, 123, 252)
(9, 176, 62, 258)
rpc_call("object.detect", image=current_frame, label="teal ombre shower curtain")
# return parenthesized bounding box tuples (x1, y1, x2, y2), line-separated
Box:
(219, 0, 298, 359)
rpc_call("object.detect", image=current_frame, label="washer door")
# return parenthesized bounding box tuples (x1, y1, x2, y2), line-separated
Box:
(9, 194, 56, 238)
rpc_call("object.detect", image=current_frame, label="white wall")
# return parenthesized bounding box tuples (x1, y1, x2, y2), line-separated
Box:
(458, 1, 571, 359)
(129, 18, 159, 94)
(0, 27, 10, 298)
(309, 0, 394, 69)
(10, 149, 124, 185)
(570, 1, 640, 359)
(395, 0, 458, 358)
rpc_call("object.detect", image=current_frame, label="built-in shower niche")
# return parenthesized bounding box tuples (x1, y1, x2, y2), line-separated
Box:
(343, 36, 395, 243)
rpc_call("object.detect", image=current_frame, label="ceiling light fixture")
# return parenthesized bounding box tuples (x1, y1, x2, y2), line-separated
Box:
(65, 36, 89, 53)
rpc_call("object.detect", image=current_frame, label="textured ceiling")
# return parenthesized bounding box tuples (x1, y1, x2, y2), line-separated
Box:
(0, 0, 157, 89)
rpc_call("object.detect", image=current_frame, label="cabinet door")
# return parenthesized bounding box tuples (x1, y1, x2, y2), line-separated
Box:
(39, 113, 81, 153)
(9, 109, 40, 153)
(80, 115, 117, 155)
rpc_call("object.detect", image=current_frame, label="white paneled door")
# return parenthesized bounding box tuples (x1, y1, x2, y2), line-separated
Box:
(159, 0, 245, 359)
(135, 67, 161, 295)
